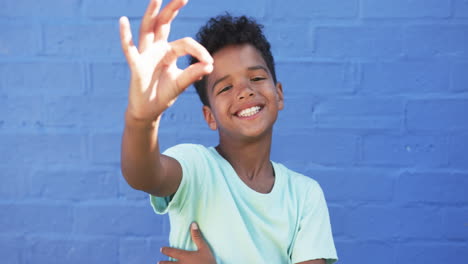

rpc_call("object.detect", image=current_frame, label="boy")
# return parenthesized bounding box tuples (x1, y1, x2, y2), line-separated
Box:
(119, 0, 338, 263)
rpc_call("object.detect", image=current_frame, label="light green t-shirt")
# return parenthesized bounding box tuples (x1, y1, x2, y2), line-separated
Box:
(151, 144, 338, 264)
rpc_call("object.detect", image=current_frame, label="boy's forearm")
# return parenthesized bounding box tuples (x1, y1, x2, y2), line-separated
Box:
(121, 111, 164, 191)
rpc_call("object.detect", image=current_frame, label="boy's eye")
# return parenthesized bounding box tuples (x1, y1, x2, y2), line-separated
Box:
(217, 85, 232, 95)
(251, 77, 266, 82)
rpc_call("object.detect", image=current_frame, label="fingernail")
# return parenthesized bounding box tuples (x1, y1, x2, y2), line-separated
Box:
(191, 222, 198, 230)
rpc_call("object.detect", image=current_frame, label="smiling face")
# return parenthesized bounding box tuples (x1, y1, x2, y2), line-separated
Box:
(202, 44, 284, 142)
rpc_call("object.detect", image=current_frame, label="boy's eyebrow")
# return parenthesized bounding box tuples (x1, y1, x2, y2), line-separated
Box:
(247, 65, 269, 73)
(212, 75, 230, 92)
(211, 65, 269, 92)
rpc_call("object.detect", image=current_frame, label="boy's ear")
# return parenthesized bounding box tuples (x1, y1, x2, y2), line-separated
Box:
(202, 105, 218, 130)
(276, 82, 284, 110)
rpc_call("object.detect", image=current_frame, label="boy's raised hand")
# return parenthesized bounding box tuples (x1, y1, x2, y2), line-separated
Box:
(119, 0, 213, 122)
(159, 222, 217, 264)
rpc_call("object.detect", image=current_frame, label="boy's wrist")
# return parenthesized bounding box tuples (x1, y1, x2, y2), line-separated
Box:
(124, 109, 161, 129)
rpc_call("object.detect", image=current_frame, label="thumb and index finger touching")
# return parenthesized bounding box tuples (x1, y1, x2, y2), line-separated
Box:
(119, 0, 213, 88)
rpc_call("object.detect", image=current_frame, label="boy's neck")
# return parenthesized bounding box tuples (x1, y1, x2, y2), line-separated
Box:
(216, 131, 274, 186)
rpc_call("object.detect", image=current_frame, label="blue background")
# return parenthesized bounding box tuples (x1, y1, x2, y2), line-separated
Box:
(1, 0, 468, 263)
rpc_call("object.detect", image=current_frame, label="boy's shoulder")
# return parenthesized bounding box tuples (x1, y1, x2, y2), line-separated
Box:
(163, 143, 209, 156)
(273, 161, 322, 193)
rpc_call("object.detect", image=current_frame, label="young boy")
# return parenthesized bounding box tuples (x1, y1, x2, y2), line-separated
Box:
(119, 0, 338, 263)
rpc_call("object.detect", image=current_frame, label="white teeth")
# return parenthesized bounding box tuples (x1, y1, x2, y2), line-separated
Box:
(237, 106, 261, 117)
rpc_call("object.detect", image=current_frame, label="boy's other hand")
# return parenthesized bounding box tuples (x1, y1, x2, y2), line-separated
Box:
(119, 0, 213, 123)
(159, 222, 217, 264)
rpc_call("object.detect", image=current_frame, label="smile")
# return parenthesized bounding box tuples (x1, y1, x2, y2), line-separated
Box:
(236, 106, 262, 117)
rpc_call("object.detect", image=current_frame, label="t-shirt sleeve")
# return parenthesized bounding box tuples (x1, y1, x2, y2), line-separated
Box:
(150, 144, 205, 215)
(291, 181, 338, 264)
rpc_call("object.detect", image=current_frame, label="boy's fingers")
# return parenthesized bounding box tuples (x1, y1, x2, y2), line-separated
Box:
(176, 62, 213, 90)
(168, 37, 213, 64)
(119, 16, 139, 67)
(190, 222, 208, 250)
(154, 0, 188, 40)
(165, 37, 213, 90)
(160, 246, 190, 259)
(139, 0, 162, 51)
(141, 0, 162, 34)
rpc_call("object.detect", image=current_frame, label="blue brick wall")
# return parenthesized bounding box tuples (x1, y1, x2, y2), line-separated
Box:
(1, 0, 467, 263)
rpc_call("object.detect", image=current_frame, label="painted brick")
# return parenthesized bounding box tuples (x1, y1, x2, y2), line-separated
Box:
(273, 0, 358, 19)
(90, 133, 122, 164)
(168, 20, 207, 42)
(83, 97, 127, 131)
(305, 168, 395, 202)
(454, 0, 468, 18)
(361, 135, 449, 167)
(448, 134, 468, 169)
(276, 62, 353, 95)
(327, 205, 346, 237)
(398, 206, 445, 239)
(0, 166, 32, 198)
(396, 171, 468, 204)
(0, 96, 45, 131)
(0, 62, 85, 96)
(443, 208, 468, 240)
(451, 63, 468, 92)
(0, 0, 81, 17)
(0, 134, 86, 165)
(84, 0, 146, 18)
(0, 23, 39, 57)
(179, 0, 267, 18)
(0, 203, 73, 234)
(46, 96, 127, 131)
(73, 204, 163, 236)
(120, 237, 168, 264)
(264, 22, 315, 58)
(90, 62, 129, 96)
(404, 26, 468, 58)
(344, 206, 400, 240)
(406, 100, 468, 131)
(396, 243, 468, 263)
(31, 168, 118, 200)
(314, 97, 404, 130)
(272, 132, 358, 165)
(360, 62, 450, 94)
(274, 95, 319, 131)
(43, 23, 123, 58)
(362, 0, 451, 18)
(0, 236, 23, 264)
(24, 237, 118, 264)
(336, 241, 395, 264)
(45, 96, 86, 128)
(84, 0, 268, 21)
(314, 26, 403, 59)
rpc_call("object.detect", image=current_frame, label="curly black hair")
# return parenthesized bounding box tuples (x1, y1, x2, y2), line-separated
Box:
(190, 14, 277, 106)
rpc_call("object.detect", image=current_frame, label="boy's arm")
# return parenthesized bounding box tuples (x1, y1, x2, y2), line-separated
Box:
(296, 260, 326, 264)
(119, 0, 213, 197)
(121, 114, 181, 197)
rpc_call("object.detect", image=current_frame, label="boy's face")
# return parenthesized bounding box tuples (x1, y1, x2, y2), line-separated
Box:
(202, 44, 284, 141)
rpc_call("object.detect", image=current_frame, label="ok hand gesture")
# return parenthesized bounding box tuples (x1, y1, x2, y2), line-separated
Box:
(119, 0, 213, 122)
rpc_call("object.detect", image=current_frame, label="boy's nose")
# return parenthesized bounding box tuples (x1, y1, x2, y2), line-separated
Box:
(237, 83, 255, 100)
(238, 91, 254, 100)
